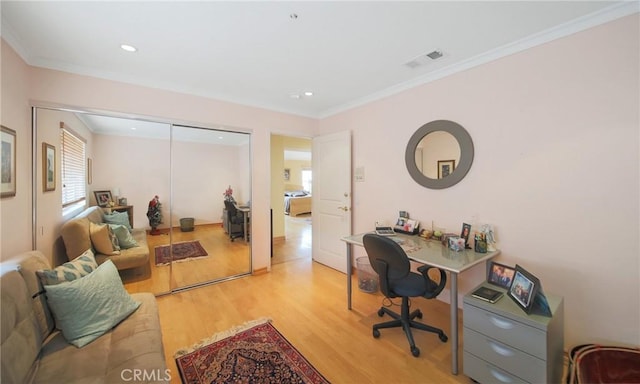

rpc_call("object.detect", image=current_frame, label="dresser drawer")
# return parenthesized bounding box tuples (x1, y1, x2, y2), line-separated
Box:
(464, 304, 546, 359)
(464, 328, 545, 383)
(464, 351, 528, 384)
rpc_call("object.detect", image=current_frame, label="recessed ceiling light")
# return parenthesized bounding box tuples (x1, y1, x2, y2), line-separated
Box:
(130, 127, 137, 130)
(120, 44, 137, 52)
(304, 91, 314, 96)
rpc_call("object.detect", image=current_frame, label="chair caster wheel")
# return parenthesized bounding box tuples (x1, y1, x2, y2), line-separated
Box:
(377, 309, 385, 317)
(416, 311, 423, 319)
(411, 346, 420, 357)
(373, 329, 380, 338)
(439, 333, 448, 342)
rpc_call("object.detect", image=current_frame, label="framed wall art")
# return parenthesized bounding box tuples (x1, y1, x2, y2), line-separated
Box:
(43, 142, 56, 192)
(437, 159, 456, 179)
(94, 190, 112, 207)
(1, 125, 17, 198)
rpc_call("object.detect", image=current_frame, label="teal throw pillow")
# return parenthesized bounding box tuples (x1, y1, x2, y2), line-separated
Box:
(43, 260, 141, 348)
(109, 224, 138, 249)
(103, 211, 132, 232)
(36, 249, 98, 286)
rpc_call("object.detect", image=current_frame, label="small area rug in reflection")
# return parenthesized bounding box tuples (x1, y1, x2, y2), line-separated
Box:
(154, 240, 208, 266)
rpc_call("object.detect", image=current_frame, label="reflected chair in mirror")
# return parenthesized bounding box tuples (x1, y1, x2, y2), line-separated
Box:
(363, 233, 448, 357)
(224, 200, 245, 241)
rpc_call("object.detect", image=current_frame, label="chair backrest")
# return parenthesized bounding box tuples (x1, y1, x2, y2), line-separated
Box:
(224, 200, 238, 216)
(363, 234, 411, 297)
(363, 234, 447, 299)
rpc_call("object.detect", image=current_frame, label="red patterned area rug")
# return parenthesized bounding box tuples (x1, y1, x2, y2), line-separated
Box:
(154, 240, 208, 266)
(174, 319, 330, 384)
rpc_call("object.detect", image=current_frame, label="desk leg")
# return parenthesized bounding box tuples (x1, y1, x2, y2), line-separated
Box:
(450, 272, 459, 375)
(346, 243, 352, 310)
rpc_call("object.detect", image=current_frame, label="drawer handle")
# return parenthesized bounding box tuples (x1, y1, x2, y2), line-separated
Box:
(488, 340, 515, 357)
(488, 315, 514, 329)
(489, 366, 514, 383)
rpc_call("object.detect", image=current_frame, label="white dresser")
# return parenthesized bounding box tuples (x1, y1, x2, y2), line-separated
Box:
(463, 284, 564, 383)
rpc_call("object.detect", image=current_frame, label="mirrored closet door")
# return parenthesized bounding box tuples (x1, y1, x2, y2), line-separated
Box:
(33, 107, 252, 296)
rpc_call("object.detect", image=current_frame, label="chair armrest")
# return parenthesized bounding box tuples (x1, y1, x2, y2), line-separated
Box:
(418, 265, 447, 299)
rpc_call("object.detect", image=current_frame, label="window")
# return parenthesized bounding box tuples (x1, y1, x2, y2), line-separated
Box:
(302, 169, 312, 192)
(60, 126, 86, 207)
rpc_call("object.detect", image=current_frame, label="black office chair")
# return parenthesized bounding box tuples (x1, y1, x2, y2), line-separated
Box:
(363, 233, 448, 357)
(224, 200, 246, 241)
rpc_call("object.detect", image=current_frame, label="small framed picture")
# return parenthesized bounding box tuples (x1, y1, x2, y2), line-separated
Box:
(507, 264, 540, 314)
(437, 159, 456, 179)
(460, 223, 471, 248)
(118, 197, 128, 206)
(42, 142, 56, 192)
(487, 261, 516, 289)
(1, 125, 17, 198)
(94, 190, 113, 207)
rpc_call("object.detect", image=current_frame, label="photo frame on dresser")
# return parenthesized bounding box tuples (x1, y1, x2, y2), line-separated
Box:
(487, 261, 516, 289)
(507, 264, 551, 316)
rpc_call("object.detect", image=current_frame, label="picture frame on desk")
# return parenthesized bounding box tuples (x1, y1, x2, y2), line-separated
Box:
(118, 197, 128, 205)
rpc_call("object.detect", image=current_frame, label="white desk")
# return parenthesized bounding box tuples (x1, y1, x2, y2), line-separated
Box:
(341, 232, 500, 375)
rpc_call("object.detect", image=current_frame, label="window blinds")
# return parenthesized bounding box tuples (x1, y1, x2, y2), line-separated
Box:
(60, 125, 86, 207)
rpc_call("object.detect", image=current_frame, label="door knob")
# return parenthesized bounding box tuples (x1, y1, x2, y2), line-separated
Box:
(338, 206, 350, 211)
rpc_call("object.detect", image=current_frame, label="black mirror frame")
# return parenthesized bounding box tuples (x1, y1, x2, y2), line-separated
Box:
(405, 120, 474, 189)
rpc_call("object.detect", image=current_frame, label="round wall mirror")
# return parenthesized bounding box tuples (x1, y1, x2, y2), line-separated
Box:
(405, 120, 474, 189)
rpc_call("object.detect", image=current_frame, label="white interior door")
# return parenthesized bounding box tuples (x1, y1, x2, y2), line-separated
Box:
(312, 130, 351, 273)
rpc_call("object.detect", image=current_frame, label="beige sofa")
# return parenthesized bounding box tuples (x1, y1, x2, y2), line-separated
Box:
(61, 206, 149, 270)
(0, 251, 168, 383)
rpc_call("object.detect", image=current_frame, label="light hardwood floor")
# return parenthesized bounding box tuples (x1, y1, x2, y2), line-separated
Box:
(125, 218, 472, 384)
(121, 224, 251, 294)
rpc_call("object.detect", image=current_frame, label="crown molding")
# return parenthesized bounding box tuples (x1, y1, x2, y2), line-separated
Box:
(319, 1, 640, 119)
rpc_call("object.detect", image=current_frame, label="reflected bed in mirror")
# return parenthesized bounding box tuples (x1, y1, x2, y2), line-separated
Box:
(405, 120, 474, 189)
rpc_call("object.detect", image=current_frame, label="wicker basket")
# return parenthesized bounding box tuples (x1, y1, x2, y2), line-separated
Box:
(180, 217, 195, 232)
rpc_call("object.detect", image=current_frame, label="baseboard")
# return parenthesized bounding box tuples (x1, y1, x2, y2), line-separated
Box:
(272, 236, 285, 245)
(252, 267, 269, 276)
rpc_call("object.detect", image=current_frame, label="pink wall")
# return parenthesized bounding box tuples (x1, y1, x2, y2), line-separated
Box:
(1, 39, 317, 272)
(1, 40, 32, 257)
(319, 14, 639, 347)
(2, 13, 638, 349)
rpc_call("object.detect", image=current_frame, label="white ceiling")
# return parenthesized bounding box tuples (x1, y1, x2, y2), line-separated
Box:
(2, 1, 636, 119)
(75, 113, 250, 145)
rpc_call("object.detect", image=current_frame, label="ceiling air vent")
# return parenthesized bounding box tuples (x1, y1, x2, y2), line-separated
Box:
(405, 50, 444, 69)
